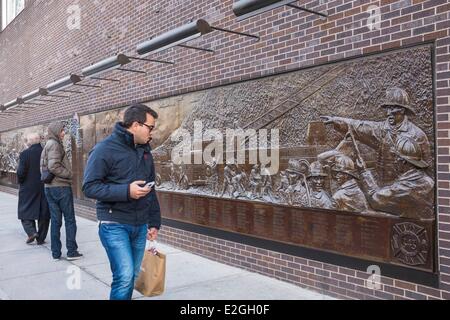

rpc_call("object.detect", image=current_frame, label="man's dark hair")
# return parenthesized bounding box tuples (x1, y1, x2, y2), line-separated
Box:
(123, 104, 158, 128)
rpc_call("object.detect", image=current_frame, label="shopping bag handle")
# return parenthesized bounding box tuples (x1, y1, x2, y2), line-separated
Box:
(146, 240, 158, 255)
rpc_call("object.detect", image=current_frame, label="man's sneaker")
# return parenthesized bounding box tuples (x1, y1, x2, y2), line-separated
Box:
(67, 252, 83, 261)
(53, 256, 61, 261)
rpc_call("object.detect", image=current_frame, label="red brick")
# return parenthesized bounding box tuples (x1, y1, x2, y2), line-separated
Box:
(417, 285, 442, 299)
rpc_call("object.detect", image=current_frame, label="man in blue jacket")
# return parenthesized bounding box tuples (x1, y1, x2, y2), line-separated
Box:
(82, 104, 161, 300)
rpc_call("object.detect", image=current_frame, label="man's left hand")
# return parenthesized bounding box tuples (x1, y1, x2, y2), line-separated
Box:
(147, 227, 159, 241)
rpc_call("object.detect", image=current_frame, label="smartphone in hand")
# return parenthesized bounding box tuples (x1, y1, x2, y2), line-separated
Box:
(145, 181, 155, 189)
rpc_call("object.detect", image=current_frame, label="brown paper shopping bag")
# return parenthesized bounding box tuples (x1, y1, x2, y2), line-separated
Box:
(135, 250, 166, 297)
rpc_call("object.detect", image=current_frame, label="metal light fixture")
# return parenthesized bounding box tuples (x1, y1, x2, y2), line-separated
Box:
(16, 97, 46, 108)
(1, 98, 39, 114)
(233, 0, 328, 21)
(22, 89, 41, 102)
(136, 19, 259, 56)
(21, 88, 56, 104)
(81, 53, 175, 81)
(137, 20, 212, 55)
(82, 54, 134, 80)
(46, 74, 84, 93)
(1, 87, 70, 116)
(47, 73, 101, 93)
(4, 98, 19, 109)
(39, 88, 70, 99)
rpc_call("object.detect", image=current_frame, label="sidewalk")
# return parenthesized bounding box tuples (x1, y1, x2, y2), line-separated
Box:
(0, 192, 335, 300)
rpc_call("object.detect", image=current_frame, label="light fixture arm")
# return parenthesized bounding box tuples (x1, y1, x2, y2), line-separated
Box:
(286, 3, 328, 18)
(178, 44, 215, 53)
(74, 83, 102, 88)
(46, 94, 71, 99)
(128, 56, 175, 65)
(59, 89, 83, 94)
(211, 26, 260, 40)
(90, 77, 121, 82)
(117, 68, 147, 74)
(33, 99, 56, 103)
(23, 102, 46, 106)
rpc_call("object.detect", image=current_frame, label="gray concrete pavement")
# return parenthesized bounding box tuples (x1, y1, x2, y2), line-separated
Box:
(0, 192, 335, 300)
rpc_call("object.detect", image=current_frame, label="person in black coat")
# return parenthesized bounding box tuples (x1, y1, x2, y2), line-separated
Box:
(17, 133, 50, 244)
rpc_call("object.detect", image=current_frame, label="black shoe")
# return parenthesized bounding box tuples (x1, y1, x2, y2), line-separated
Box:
(67, 252, 83, 261)
(37, 241, 46, 245)
(26, 233, 38, 244)
(53, 255, 61, 261)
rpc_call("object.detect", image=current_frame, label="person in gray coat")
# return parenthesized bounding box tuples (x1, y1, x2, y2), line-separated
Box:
(41, 121, 82, 261)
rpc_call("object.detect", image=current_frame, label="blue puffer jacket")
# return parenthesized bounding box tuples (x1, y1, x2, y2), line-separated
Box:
(82, 122, 161, 229)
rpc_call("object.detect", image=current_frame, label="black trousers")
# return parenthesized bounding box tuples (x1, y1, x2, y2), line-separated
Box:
(21, 219, 50, 243)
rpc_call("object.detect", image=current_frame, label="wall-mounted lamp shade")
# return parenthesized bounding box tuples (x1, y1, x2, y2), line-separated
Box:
(4, 98, 19, 109)
(233, 0, 295, 18)
(233, 0, 327, 21)
(137, 19, 212, 56)
(47, 74, 82, 93)
(82, 54, 131, 78)
(21, 88, 41, 102)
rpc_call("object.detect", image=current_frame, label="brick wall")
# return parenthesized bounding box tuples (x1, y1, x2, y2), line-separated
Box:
(158, 225, 446, 300)
(1, 0, 450, 300)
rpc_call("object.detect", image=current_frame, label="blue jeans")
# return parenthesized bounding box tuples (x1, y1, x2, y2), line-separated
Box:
(45, 187, 78, 258)
(99, 223, 148, 300)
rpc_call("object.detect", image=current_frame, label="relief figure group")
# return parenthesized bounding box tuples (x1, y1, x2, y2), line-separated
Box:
(157, 88, 434, 221)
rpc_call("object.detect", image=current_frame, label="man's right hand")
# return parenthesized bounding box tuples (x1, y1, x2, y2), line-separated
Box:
(129, 180, 151, 200)
(320, 116, 334, 124)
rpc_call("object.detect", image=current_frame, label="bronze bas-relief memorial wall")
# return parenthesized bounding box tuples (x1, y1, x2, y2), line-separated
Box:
(151, 44, 437, 275)
(0, 44, 437, 278)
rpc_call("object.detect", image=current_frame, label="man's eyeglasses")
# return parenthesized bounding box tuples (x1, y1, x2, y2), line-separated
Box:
(140, 123, 155, 132)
